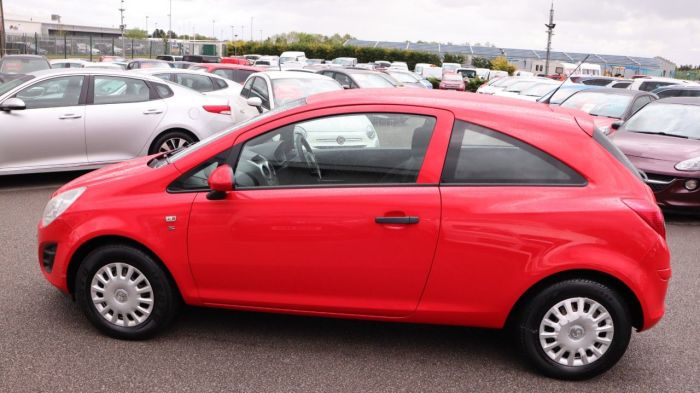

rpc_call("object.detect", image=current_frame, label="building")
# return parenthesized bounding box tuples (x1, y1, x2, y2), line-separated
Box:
(4, 17, 121, 38)
(345, 39, 677, 78)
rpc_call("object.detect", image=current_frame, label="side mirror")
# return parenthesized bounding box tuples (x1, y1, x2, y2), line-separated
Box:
(206, 164, 234, 200)
(341, 84, 351, 90)
(247, 96, 264, 114)
(611, 121, 623, 130)
(0, 98, 27, 112)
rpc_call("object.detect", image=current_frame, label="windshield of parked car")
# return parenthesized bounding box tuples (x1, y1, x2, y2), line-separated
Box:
(0, 75, 34, 96)
(491, 77, 518, 87)
(388, 71, 419, 83)
(504, 80, 541, 93)
(623, 103, 700, 139)
(560, 91, 633, 119)
(352, 73, 395, 88)
(442, 64, 460, 73)
(0, 58, 49, 74)
(458, 69, 477, 79)
(168, 98, 309, 163)
(271, 78, 342, 106)
(443, 74, 463, 82)
(521, 83, 558, 97)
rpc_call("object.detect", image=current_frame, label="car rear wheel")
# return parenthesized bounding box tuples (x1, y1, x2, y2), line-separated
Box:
(75, 245, 180, 340)
(517, 279, 632, 380)
(150, 131, 196, 154)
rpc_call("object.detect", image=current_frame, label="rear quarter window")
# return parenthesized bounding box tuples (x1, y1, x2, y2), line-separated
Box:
(441, 121, 586, 185)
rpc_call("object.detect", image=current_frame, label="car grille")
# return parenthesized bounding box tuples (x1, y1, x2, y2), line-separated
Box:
(644, 173, 676, 193)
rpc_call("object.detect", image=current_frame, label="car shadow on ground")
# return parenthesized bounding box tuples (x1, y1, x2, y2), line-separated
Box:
(0, 171, 90, 190)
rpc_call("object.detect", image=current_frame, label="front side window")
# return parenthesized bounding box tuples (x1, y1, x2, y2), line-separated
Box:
(240, 78, 254, 98)
(640, 81, 675, 92)
(93, 76, 150, 105)
(630, 96, 653, 115)
(234, 113, 436, 188)
(250, 77, 270, 109)
(441, 121, 585, 185)
(15, 76, 84, 109)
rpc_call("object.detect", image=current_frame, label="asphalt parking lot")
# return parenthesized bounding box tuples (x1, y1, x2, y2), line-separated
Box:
(0, 172, 698, 393)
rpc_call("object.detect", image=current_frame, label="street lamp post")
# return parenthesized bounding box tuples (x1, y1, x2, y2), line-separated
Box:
(0, 0, 6, 57)
(146, 16, 149, 37)
(212, 20, 215, 39)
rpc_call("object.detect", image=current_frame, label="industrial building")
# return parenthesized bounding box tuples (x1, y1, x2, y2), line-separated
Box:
(345, 39, 676, 78)
(4, 17, 121, 38)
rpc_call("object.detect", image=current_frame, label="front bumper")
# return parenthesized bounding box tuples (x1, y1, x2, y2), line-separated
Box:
(37, 219, 76, 294)
(645, 172, 700, 211)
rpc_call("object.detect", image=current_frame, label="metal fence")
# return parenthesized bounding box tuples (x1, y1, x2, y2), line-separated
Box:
(3, 33, 225, 60)
(675, 70, 700, 81)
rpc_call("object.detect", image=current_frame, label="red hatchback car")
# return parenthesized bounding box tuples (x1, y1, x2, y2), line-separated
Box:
(38, 90, 669, 380)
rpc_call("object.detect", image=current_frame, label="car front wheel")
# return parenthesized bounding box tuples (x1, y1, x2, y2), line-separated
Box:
(75, 245, 180, 340)
(517, 279, 632, 380)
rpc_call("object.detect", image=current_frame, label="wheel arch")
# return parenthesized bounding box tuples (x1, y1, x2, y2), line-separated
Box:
(505, 269, 644, 331)
(148, 128, 199, 154)
(66, 235, 182, 302)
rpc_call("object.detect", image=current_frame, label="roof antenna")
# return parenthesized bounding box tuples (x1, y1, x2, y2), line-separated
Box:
(540, 54, 590, 105)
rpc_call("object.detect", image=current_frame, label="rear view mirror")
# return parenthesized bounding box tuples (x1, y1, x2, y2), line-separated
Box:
(0, 98, 27, 112)
(207, 164, 234, 200)
(247, 97, 264, 114)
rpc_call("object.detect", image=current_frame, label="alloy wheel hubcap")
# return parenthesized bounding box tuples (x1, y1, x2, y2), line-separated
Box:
(159, 137, 189, 152)
(90, 262, 154, 327)
(539, 297, 614, 367)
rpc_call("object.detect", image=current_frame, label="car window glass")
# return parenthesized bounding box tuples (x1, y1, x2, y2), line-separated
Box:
(234, 70, 254, 84)
(154, 73, 172, 81)
(441, 121, 585, 185)
(656, 89, 678, 99)
(250, 77, 270, 109)
(15, 75, 84, 109)
(93, 76, 150, 105)
(240, 78, 254, 98)
(333, 73, 353, 87)
(212, 77, 228, 90)
(630, 96, 652, 115)
(234, 113, 436, 188)
(169, 148, 234, 191)
(175, 73, 215, 92)
(213, 69, 234, 80)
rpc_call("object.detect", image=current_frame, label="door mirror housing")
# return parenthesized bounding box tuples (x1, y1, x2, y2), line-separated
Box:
(0, 98, 27, 112)
(611, 121, 623, 130)
(341, 84, 351, 90)
(207, 164, 234, 200)
(247, 96, 264, 114)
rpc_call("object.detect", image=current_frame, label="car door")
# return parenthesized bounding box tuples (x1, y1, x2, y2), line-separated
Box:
(84, 75, 167, 163)
(185, 108, 453, 317)
(0, 75, 87, 171)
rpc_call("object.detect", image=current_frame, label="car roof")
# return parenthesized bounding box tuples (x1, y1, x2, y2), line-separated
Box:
(654, 85, 700, 91)
(654, 97, 700, 106)
(333, 68, 384, 74)
(572, 87, 652, 96)
(26, 68, 166, 82)
(255, 71, 335, 80)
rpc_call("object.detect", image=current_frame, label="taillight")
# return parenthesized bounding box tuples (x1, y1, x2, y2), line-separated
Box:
(622, 198, 666, 239)
(203, 105, 231, 115)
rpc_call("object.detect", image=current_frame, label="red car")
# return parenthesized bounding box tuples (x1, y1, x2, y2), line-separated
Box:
(439, 73, 466, 91)
(38, 89, 669, 380)
(220, 56, 250, 65)
(189, 63, 263, 84)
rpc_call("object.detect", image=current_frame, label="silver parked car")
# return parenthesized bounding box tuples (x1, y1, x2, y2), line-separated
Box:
(0, 69, 235, 175)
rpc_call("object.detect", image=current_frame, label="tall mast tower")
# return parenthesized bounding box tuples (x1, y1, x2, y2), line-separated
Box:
(544, 2, 556, 75)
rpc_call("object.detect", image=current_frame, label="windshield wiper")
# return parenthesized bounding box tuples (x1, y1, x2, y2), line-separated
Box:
(632, 131, 689, 139)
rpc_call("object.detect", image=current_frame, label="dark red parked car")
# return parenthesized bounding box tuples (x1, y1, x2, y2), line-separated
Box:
(612, 97, 700, 212)
(37, 89, 669, 380)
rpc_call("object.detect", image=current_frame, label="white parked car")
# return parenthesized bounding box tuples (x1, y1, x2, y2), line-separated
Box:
(253, 56, 280, 69)
(0, 69, 235, 175)
(330, 57, 358, 67)
(279, 51, 308, 70)
(50, 59, 125, 71)
(234, 71, 342, 123)
(390, 62, 409, 71)
(135, 68, 242, 121)
(627, 77, 690, 92)
(441, 63, 461, 75)
(494, 80, 559, 101)
(294, 114, 380, 149)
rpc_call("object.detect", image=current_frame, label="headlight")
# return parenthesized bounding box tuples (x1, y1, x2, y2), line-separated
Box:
(41, 187, 86, 227)
(366, 125, 376, 139)
(675, 157, 700, 172)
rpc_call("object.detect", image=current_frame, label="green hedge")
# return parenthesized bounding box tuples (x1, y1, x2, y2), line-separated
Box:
(228, 42, 442, 70)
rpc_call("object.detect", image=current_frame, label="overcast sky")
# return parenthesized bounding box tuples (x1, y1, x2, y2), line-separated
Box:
(5, 0, 700, 64)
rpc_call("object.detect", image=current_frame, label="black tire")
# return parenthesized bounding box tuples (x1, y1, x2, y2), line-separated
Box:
(516, 279, 632, 380)
(149, 130, 196, 154)
(75, 245, 181, 340)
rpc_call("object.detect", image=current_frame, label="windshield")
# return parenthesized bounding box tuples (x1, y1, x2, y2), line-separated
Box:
(388, 72, 418, 83)
(491, 77, 517, 87)
(353, 73, 395, 88)
(169, 98, 309, 163)
(458, 69, 477, 78)
(0, 58, 49, 74)
(442, 64, 459, 73)
(271, 78, 341, 106)
(521, 83, 558, 97)
(560, 91, 633, 118)
(0, 75, 34, 96)
(505, 81, 540, 93)
(624, 103, 700, 139)
(443, 74, 463, 82)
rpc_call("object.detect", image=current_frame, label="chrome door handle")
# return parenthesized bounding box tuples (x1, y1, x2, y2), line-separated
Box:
(58, 114, 82, 119)
(143, 109, 163, 115)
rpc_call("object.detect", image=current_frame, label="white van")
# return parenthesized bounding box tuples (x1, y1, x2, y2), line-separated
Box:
(279, 51, 308, 70)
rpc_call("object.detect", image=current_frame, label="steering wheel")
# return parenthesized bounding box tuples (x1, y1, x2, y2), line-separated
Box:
(293, 131, 322, 181)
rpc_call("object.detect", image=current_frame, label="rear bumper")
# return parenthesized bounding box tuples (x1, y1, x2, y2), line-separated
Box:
(638, 238, 671, 331)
